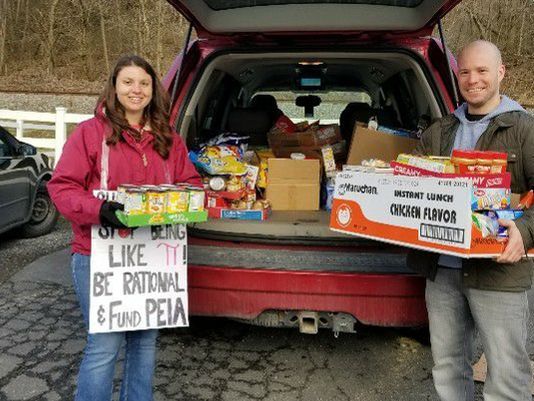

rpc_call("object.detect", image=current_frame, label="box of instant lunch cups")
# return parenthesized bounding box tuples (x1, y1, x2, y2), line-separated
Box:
(329, 168, 534, 258)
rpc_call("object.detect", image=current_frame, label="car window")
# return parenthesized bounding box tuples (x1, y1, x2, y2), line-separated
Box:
(0, 137, 12, 158)
(257, 91, 371, 123)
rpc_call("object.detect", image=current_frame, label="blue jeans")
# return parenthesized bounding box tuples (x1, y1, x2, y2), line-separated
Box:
(426, 267, 532, 401)
(71, 253, 158, 401)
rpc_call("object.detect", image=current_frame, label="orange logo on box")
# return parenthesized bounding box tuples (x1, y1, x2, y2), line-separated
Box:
(336, 204, 352, 227)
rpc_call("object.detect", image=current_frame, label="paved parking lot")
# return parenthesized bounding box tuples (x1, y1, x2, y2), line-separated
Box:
(1, 248, 533, 401)
(0, 249, 438, 401)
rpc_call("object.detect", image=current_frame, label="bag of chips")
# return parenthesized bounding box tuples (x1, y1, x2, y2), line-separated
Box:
(190, 146, 247, 175)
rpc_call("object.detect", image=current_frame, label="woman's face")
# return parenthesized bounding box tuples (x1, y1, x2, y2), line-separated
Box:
(115, 65, 153, 123)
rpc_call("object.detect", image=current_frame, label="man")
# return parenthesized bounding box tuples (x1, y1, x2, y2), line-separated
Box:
(408, 40, 534, 401)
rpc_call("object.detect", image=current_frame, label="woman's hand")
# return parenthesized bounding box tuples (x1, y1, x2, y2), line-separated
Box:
(99, 201, 127, 228)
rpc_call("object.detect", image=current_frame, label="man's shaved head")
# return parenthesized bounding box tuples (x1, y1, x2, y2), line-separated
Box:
(458, 40, 502, 68)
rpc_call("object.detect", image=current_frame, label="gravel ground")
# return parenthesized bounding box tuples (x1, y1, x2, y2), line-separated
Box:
(0, 92, 98, 114)
(0, 218, 71, 284)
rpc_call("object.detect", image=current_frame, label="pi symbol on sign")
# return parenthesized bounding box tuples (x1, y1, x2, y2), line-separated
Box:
(157, 242, 184, 266)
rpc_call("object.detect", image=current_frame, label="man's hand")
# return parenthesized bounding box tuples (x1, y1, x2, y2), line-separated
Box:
(495, 219, 525, 264)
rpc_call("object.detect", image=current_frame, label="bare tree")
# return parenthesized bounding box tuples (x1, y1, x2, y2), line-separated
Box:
(69, 0, 95, 79)
(516, 4, 526, 56)
(44, 0, 61, 74)
(0, 0, 7, 75)
(137, 0, 150, 55)
(1, 0, 527, 102)
(98, 1, 110, 73)
(156, 0, 163, 72)
(21, 0, 30, 43)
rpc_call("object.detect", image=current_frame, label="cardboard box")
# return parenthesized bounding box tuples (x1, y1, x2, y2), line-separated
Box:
(270, 140, 346, 162)
(268, 124, 341, 148)
(116, 210, 208, 227)
(266, 158, 320, 210)
(269, 125, 345, 162)
(207, 207, 270, 220)
(346, 124, 419, 166)
(329, 170, 534, 258)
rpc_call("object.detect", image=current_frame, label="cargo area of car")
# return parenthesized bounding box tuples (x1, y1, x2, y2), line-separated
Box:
(180, 50, 445, 244)
(190, 210, 350, 243)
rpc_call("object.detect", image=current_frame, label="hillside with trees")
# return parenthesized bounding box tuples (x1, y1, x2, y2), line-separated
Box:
(0, 0, 532, 104)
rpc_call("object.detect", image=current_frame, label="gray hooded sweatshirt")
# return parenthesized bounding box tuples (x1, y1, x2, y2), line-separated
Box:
(439, 95, 526, 268)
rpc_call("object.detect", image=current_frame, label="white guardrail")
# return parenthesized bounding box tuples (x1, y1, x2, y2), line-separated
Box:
(0, 107, 93, 166)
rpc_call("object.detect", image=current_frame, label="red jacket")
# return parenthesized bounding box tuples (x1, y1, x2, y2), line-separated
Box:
(48, 114, 202, 255)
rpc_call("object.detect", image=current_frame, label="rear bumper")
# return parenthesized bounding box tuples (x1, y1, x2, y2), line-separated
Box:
(188, 265, 427, 327)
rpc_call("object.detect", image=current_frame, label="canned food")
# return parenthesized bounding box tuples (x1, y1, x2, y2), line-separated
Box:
(167, 190, 189, 213)
(124, 188, 147, 215)
(117, 184, 138, 204)
(209, 176, 226, 191)
(188, 189, 205, 212)
(146, 189, 166, 214)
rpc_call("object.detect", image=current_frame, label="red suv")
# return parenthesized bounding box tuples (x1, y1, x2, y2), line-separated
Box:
(164, 0, 461, 334)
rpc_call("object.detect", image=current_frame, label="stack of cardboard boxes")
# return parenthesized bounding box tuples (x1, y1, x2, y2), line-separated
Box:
(266, 159, 321, 211)
(345, 123, 418, 166)
(266, 123, 344, 211)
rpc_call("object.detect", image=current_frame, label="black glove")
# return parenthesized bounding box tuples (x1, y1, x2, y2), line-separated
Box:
(99, 201, 127, 229)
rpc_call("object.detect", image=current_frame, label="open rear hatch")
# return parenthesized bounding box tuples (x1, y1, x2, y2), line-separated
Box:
(167, 0, 462, 38)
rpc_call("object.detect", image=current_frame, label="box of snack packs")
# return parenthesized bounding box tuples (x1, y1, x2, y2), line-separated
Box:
(116, 183, 208, 227)
(330, 151, 534, 258)
(207, 199, 271, 221)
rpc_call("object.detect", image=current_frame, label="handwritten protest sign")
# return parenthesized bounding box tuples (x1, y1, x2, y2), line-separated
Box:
(89, 224, 189, 333)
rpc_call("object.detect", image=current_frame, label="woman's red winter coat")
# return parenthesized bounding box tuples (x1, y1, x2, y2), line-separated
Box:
(48, 114, 202, 255)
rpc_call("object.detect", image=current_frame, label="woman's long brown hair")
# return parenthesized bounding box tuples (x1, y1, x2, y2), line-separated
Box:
(96, 54, 173, 159)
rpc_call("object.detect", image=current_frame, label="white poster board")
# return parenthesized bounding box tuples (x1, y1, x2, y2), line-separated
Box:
(89, 224, 189, 333)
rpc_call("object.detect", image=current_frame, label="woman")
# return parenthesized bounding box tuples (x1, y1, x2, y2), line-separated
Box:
(48, 55, 201, 401)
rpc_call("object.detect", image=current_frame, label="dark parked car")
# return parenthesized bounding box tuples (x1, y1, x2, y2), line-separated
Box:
(0, 125, 59, 237)
(161, 0, 462, 333)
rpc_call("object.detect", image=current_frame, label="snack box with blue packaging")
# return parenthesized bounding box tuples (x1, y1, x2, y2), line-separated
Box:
(321, 177, 336, 211)
(207, 206, 270, 221)
(472, 209, 524, 239)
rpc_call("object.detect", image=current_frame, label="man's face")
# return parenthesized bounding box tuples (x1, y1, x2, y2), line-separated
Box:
(457, 45, 505, 111)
